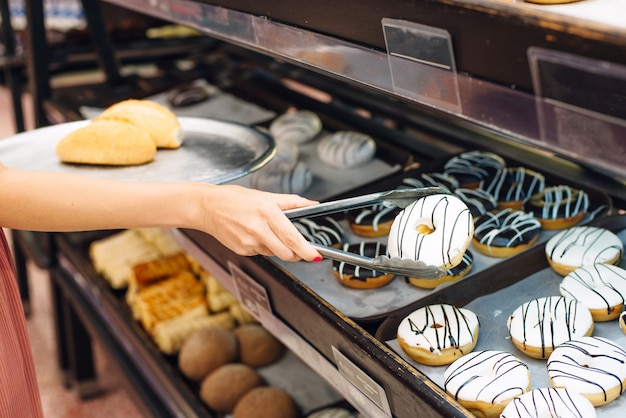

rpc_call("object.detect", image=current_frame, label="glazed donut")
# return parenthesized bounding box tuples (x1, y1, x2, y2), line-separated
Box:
(507, 296, 594, 360)
(443, 350, 530, 418)
(500, 387, 596, 418)
(453, 188, 497, 218)
(397, 303, 479, 366)
(332, 242, 395, 289)
(387, 193, 473, 270)
(407, 250, 473, 289)
(293, 216, 344, 248)
(346, 204, 400, 238)
(528, 185, 589, 230)
(401, 172, 459, 193)
(480, 167, 545, 210)
(559, 263, 626, 322)
(443, 151, 505, 189)
(547, 336, 626, 406)
(249, 161, 313, 194)
(269, 110, 322, 145)
(545, 226, 623, 276)
(317, 131, 376, 169)
(472, 209, 541, 258)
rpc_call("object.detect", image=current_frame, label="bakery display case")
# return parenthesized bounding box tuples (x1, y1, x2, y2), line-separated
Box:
(17, 0, 626, 417)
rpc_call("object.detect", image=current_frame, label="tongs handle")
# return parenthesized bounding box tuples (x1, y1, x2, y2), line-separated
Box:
(284, 187, 447, 220)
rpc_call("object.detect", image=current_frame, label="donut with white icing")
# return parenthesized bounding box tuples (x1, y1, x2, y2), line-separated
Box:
(453, 187, 497, 218)
(317, 131, 376, 169)
(545, 226, 623, 276)
(500, 387, 596, 418)
(480, 167, 545, 210)
(547, 336, 626, 406)
(332, 242, 395, 289)
(559, 263, 626, 321)
(472, 209, 541, 258)
(249, 161, 313, 194)
(401, 172, 459, 193)
(397, 303, 479, 366)
(443, 151, 505, 189)
(269, 110, 322, 144)
(507, 296, 594, 360)
(528, 185, 589, 230)
(346, 204, 400, 238)
(407, 250, 473, 289)
(387, 193, 473, 270)
(293, 216, 344, 248)
(621, 305, 626, 334)
(443, 350, 530, 418)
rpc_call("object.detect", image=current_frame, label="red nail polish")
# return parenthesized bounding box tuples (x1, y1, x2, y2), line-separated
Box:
(313, 256, 323, 262)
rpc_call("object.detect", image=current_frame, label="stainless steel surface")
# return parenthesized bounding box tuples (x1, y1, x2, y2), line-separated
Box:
(312, 243, 446, 279)
(284, 187, 449, 220)
(0, 117, 275, 184)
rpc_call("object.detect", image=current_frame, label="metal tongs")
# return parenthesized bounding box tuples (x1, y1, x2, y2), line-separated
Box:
(285, 187, 449, 279)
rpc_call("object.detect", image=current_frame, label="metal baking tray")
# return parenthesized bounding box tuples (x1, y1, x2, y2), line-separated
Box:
(272, 153, 612, 322)
(375, 215, 626, 418)
(0, 117, 275, 184)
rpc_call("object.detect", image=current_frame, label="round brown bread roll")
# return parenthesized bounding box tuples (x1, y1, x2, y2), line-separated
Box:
(97, 99, 183, 148)
(178, 327, 237, 381)
(234, 324, 284, 367)
(233, 386, 299, 418)
(199, 363, 264, 413)
(55, 119, 156, 166)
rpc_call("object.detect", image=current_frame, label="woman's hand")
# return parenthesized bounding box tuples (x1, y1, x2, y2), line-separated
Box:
(199, 185, 322, 262)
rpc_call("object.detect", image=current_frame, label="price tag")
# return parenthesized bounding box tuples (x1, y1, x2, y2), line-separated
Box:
(332, 346, 392, 416)
(229, 262, 272, 321)
(382, 18, 460, 113)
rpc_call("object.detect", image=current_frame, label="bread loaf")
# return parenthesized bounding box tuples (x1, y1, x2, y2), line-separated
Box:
(97, 99, 183, 149)
(56, 119, 157, 166)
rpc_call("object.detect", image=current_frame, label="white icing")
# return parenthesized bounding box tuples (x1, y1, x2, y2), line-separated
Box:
(444, 350, 530, 404)
(560, 264, 626, 314)
(547, 336, 626, 403)
(443, 151, 505, 183)
(481, 167, 545, 204)
(269, 110, 322, 144)
(293, 217, 343, 247)
(529, 185, 589, 220)
(316, 131, 376, 168)
(453, 188, 497, 217)
(249, 161, 313, 194)
(402, 172, 459, 192)
(507, 296, 593, 358)
(473, 209, 540, 248)
(545, 226, 623, 269)
(397, 304, 479, 356)
(307, 407, 355, 418)
(387, 194, 473, 269)
(500, 387, 596, 418)
(352, 204, 396, 232)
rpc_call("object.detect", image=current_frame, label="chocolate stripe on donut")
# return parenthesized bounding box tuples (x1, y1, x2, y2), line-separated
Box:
(547, 336, 626, 404)
(510, 296, 591, 359)
(444, 350, 529, 403)
(333, 242, 388, 281)
(390, 195, 472, 267)
(560, 264, 626, 317)
(501, 387, 596, 418)
(402, 304, 477, 352)
(546, 226, 624, 266)
(473, 209, 540, 248)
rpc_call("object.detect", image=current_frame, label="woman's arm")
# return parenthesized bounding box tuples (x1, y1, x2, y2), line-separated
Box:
(0, 163, 321, 262)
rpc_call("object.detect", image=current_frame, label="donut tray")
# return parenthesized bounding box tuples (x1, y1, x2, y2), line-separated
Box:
(272, 151, 612, 322)
(375, 214, 626, 418)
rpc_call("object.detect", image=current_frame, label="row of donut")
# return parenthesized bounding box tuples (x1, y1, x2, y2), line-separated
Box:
(250, 109, 378, 194)
(396, 299, 626, 418)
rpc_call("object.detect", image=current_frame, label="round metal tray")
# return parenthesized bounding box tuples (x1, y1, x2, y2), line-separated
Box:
(0, 117, 275, 184)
